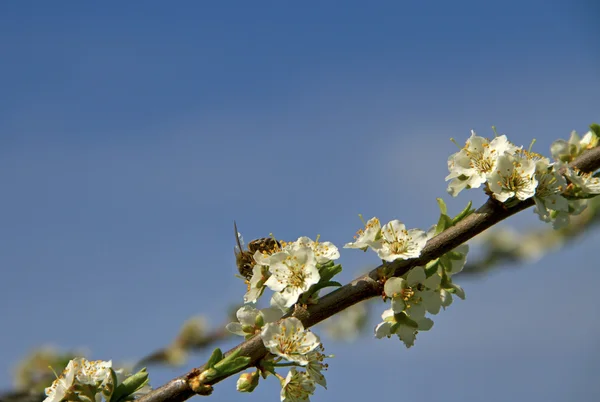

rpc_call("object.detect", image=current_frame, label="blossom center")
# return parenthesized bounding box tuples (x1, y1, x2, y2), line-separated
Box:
(384, 229, 409, 254)
(496, 164, 528, 191)
(274, 326, 311, 355)
(285, 257, 308, 288)
(469, 151, 495, 174)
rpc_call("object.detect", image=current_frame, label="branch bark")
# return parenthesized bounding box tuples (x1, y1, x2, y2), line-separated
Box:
(138, 146, 600, 402)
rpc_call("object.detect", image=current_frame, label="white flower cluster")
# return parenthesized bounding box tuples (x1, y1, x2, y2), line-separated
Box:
(447, 129, 600, 228)
(231, 315, 330, 401)
(262, 317, 330, 401)
(230, 234, 338, 400)
(44, 358, 150, 402)
(226, 305, 283, 338)
(343, 214, 468, 347)
(374, 241, 469, 347)
(344, 217, 427, 261)
(226, 126, 599, 397)
(243, 236, 340, 308)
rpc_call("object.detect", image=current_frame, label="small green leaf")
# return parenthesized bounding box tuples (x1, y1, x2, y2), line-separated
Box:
(299, 281, 342, 304)
(319, 263, 342, 283)
(395, 312, 418, 328)
(211, 351, 252, 379)
(214, 349, 247, 372)
(206, 348, 223, 368)
(224, 356, 252, 373)
(424, 259, 440, 277)
(446, 250, 464, 260)
(317, 260, 335, 270)
(436, 198, 448, 215)
(439, 253, 452, 271)
(590, 123, 600, 137)
(435, 213, 452, 234)
(199, 368, 219, 382)
(316, 280, 342, 289)
(451, 201, 473, 225)
(104, 368, 118, 401)
(111, 368, 149, 402)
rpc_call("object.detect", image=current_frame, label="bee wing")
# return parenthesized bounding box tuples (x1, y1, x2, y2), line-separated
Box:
(233, 220, 244, 253)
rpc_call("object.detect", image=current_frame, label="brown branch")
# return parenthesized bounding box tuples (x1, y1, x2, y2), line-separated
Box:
(138, 146, 600, 402)
(458, 196, 600, 278)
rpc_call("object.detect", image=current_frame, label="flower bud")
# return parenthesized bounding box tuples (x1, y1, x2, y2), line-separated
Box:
(236, 371, 260, 393)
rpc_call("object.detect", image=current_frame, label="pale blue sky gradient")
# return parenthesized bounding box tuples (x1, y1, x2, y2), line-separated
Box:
(1, 1, 599, 401)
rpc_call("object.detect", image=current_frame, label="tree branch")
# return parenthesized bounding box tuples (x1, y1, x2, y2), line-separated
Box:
(137, 145, 600, 402)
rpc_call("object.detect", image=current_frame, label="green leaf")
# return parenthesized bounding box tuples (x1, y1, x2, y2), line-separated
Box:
(318, 264, 343, 283)
(223, 356, 252, 373)
(299, 281, 342, 304)
(395, 312, 418, 329)
(111, 368, 149, 402)
(424, 259, 440, 277)
(206, 348, 223, 368)
(316, 280, 342, 289)
(317, 260, 335, 270)
(210, 350, 252, 380)
(104, 368, 118, 401)
(451, 201, 473, 225)
(446, 250, 464, 260)
(436, 198, 448, 215)
(435, 213, 452, 234)
(439, 253, 452, 272)
(590, 123, 600, 137)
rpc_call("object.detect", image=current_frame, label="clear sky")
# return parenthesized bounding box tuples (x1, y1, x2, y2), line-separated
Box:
(1, 1, 599, 401)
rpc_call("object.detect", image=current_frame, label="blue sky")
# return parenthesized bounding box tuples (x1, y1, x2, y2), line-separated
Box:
(1, 1, 599, 401)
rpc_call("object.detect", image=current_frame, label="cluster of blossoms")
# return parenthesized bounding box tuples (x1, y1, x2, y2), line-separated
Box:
(446, 129, 600, 228)
(341, 127, 598, 348)
(44, 358, 150, 402)
(345, 216, 468, 347)
(228, 311, 330, 401)
(229, 234, 340, 400)
(223, 126, 599, 398)
(28, 126, 597, 402)
(241, 235, 341, 309)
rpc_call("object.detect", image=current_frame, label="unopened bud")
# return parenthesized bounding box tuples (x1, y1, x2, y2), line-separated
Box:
(236, 371, 260, 393)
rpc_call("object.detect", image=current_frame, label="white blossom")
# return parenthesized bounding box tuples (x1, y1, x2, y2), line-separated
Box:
(533, 160, 569, 228)
(77, 359, 112, 387)
(264, 246, 320, 307)
(446, 131, 519, 196)
(304, 347, 330, 389)
(292, 236, 340, 264)
(280, 368, 316, 402)
(243, 264, 270, 304)
(565, 167, 600, 195)
(376, 220, 427, 262)
(44, 360, 77, 402)
(440, 282, 466, 308)
(344, 217, 382, 251)
(226, 305, 282, 337)
(384, 267, 442, 319)
(375, 309, 434, 348)
(488, 152, 537, 202)
(44, 358, 150, 402)
(551, 130, 599, 162)
(44, 358, 114, 402)
(261, 317, 321, 365)
(445, 244, 469, 275)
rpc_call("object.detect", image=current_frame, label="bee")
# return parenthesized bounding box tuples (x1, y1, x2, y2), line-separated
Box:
(234, 221, 280, 280)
